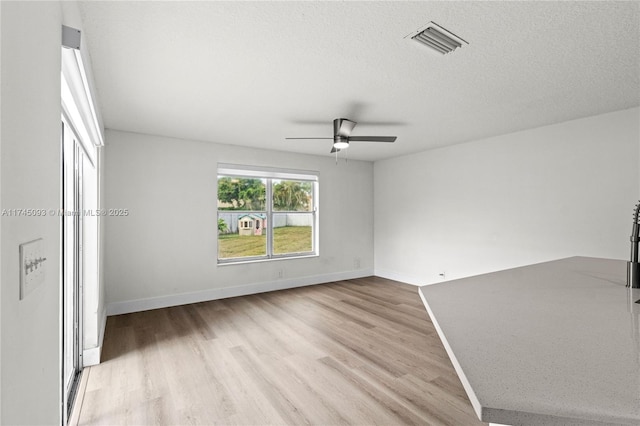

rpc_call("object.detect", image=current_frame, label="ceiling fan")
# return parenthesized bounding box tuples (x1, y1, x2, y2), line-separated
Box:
(286, 118, 397, 154)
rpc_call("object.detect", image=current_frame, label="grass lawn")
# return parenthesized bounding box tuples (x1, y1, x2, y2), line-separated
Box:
(218, 226, 312, 259)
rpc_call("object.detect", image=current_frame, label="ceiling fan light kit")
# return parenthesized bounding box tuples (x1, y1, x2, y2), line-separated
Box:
(405, 21, 468, 55)
(333, 138, 349, 150)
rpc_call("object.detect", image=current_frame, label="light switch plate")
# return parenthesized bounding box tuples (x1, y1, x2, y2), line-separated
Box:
(19, 238, 46, 300)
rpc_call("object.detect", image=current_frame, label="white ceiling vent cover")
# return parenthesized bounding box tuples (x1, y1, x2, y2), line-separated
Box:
(406, 22, 468, 55)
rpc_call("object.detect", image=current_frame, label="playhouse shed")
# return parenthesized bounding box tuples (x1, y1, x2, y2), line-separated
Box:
(238, 213, 267, 236)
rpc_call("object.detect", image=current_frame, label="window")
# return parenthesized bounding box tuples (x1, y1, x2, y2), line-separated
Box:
(217, 164, 318, 263)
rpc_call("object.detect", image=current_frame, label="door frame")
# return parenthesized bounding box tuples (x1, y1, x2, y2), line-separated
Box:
(61, 114, 89, 423)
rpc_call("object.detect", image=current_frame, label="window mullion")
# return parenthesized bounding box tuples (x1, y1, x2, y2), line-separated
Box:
(266, 178, 273, 258)
(313, 181, 318, 254)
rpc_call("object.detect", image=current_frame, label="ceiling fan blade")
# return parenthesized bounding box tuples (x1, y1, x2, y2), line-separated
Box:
(351, 121, 407, 126)
(334, 118, 357, 137)
(330, 147, 341, 153)
(285, 137, 333, 140)
(348, 136, 397, 143)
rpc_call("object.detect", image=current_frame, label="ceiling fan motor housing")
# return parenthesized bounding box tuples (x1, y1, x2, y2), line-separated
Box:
(334, 118, 347, 134)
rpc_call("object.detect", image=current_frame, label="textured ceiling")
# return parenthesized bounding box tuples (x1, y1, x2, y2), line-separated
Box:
(79, 1, 640, 161)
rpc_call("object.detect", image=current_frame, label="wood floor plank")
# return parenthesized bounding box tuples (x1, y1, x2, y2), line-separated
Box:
(78, 276, 485, 425)
(318, 355, 434, 426)
(282, 353, 402, 425)
(253, 293, 367, 370)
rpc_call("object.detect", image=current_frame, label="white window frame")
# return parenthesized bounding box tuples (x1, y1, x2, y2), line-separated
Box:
(217, 164, 319, 264)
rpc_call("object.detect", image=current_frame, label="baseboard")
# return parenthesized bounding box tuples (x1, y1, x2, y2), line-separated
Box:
(374, 268, 425, 286)
(83, 306, 107, 367)
(106, 269, 375, 316)
(83, 347, 100, 367)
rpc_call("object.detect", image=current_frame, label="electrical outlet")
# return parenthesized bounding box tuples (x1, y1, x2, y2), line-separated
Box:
(20, 238, 46, 299)
(354, 258, 361, 269)
(438, 271, 446, 280)
(277, 269, 284, 279)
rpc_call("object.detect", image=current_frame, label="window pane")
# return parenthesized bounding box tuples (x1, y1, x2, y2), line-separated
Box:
(273, 213, 313, 255)
(218, 212, 267, 259)
(272, 180, 313, 212)
(218, 176, 266, 211)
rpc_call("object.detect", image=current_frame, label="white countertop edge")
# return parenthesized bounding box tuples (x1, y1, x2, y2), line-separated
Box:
(482, 407, 632, 426)
(418, 288, 484, 420)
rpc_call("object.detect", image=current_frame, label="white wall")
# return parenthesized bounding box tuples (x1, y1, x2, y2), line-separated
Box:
(374, 108, 640, 286)
(104, 130, 374, 313)
(1, 2, 62, 424)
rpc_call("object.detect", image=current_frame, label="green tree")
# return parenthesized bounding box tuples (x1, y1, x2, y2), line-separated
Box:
(218, 177, 266, 210)
(217, 218, 227, 233)
(273, 180, 312, 211)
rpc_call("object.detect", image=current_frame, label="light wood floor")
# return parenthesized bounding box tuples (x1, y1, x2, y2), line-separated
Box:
(75, 277, 485, 425)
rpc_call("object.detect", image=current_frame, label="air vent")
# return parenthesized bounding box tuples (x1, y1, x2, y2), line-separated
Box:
(406, 22, 468, 55)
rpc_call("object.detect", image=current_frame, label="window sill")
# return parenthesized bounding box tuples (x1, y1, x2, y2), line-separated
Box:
(217, 253, 319, 266)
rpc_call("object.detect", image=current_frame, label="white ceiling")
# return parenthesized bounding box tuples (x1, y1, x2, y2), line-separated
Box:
(78, 1, 640, 162)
